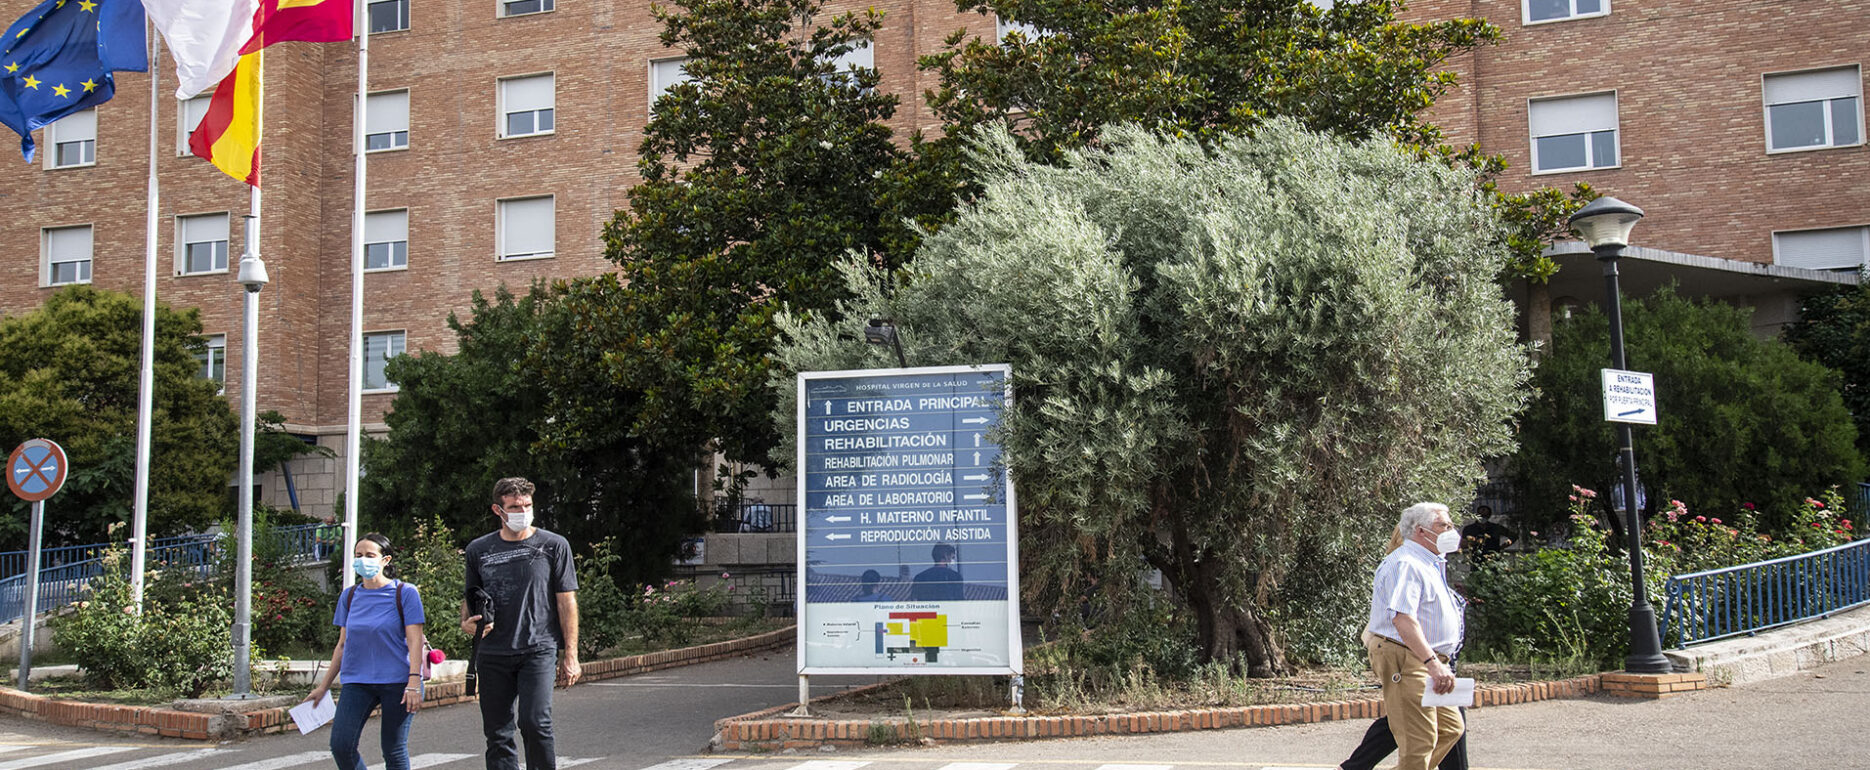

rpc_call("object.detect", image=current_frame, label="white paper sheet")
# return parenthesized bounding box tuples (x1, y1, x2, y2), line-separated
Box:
(1421, 677, 1476, 708)
(288, 692, 336, 735)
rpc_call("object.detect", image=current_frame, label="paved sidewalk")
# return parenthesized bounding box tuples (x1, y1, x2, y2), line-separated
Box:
(0, 650, 1861, 768)
(832, 653, 1870, 769)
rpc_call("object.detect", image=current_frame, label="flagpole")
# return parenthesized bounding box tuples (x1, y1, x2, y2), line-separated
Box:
(341, 0, 368, 592)
(230, 44, 267, 698)
(130, 23, 163, 609)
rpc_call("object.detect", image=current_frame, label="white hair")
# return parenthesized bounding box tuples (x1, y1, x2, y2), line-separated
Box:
(1397, 502, 1451, 540)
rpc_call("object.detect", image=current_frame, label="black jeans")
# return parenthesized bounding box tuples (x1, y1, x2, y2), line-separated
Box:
(1341, 711, 1468, 770)
(476, 650, 557, 770)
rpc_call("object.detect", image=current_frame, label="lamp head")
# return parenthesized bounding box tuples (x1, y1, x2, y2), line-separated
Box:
(1567, 196, 1644, 250)
(863, 318, 897, 347)
(236, 256, 270, 293)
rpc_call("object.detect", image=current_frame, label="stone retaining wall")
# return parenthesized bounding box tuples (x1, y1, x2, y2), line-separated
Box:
(713, 674, 1604, 752)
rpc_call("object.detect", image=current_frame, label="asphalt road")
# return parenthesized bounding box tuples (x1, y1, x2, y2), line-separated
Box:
(1, 650, 1865, 769)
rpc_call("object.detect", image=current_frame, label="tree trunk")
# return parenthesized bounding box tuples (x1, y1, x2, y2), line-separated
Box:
(1526, 280, 1553, 355)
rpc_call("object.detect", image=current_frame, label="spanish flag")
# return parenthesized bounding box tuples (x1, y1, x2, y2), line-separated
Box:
(187, 0, 350, 185)
(243, 0, 354, 54)
(188, 50, 262, 185)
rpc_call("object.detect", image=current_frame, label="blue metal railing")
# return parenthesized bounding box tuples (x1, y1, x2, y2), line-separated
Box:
(1857, 483, 1869, 521)
(0, 533, 209, 582)
(0, 524, 325, 625)
(1660, 537, 1870, 648)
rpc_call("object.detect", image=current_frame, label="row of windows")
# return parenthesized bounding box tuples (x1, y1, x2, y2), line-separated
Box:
(362, 0, 550, 34)
(40, 53, 1860, 179)
(194, 330, 406, 392)
(1528, 66, 1863, 175)
(38, 197, 556, 287)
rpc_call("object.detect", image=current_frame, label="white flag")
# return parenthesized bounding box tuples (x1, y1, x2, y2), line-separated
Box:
(141, 0, 261, 98)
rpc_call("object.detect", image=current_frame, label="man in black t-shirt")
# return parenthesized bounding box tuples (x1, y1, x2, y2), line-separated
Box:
(462, 477, 579, 770)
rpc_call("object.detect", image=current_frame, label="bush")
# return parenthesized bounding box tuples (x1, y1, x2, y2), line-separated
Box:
(1514, 288, 1865, 535)
(625, 577, 731, 647)
(1784, 282, 1870, 457)
(575, 539, 630, 658)
(207, 506, 335, 657)
(1645, 487, 1857, 575)
(1463, 487, 1657, 668)
(141, 589, 235, 697)
(56, 547, 234, 697)
(395, 514, 469, 661)
(1466, 485, 1858, 668)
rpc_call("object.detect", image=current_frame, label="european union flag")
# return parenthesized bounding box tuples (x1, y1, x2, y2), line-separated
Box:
(0, 0, 146, 161)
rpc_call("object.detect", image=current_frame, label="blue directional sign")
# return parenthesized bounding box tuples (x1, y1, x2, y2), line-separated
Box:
(796, 364, 1022, 675)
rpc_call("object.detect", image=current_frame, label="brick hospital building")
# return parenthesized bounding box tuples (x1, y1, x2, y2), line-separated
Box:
(2, 0, 1864, 519)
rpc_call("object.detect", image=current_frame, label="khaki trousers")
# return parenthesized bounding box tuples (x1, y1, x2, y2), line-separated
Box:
(1369, 639, 1463, 770)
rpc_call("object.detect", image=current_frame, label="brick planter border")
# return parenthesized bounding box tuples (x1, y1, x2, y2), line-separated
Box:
(0, 624, 797, 740)
(713, 673, 1605, 752)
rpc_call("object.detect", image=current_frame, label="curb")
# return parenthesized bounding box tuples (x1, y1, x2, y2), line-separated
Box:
(712, 674, 1605, 751)
(0, 624, 796, 740)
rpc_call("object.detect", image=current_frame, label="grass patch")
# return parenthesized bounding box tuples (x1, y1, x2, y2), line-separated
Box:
(23, 675, 183, 707)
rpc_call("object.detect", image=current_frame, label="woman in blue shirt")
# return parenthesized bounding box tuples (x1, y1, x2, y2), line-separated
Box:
(305, 533, 426, 770)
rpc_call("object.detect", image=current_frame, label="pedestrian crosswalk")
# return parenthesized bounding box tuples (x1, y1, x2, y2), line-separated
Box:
(0, 745, 1364, 770)
(0, 746, 622, 770)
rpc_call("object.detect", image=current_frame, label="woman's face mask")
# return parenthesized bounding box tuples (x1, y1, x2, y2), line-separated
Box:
(352, 556, 383, 579)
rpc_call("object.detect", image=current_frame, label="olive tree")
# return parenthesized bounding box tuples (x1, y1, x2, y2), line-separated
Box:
(774, 121, 1532, 674)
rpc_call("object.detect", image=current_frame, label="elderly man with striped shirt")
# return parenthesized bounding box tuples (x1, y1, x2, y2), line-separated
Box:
(1363, 502, 1467, 770)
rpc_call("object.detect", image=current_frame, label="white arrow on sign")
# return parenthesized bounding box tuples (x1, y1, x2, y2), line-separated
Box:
(825, 533, 852, 541)
(961, 416, 989, 425)
(826, 515, 852, 523)
(961, 474, 989, 482)
(963, 494, 989, 501)
(972, 433, 981, 447)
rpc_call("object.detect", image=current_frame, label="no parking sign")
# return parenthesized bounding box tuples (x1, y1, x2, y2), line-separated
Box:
(8, 438, 68, 502)
(9, 437, 67, 689)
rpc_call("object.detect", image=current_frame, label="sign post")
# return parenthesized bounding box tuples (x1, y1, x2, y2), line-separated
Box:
(795, 364, 1022, 712)
(8, 438, 69, 689)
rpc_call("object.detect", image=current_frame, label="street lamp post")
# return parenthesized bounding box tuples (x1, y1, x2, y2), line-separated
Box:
(1567, 196, 1673, 675)
(231, 212, 270, 698)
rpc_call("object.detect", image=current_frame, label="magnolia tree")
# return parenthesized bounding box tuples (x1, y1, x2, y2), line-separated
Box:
(773, 121, 1532, 674)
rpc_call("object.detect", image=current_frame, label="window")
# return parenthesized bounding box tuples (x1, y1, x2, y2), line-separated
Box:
(995, 16, 1043, 43)
(367, 0, 408, 33)
(365, 90, 410, 151)
(365, 209, 409, 270)
(649, 57, 690, 109)
(823, 41, 873, 86)
(497, 196, 554, 261)
(197, 335, 226, 391)
(43, 226, 92, 286)
(1763, 67, 1862, 152)
(1773, 226, 1869, 270)
(500, 0, 553, 17)
(1524, 0, 1606, 24)
(178, 95, 212, 154)
(177, 213, 231, 275)
(499, 74, 554, 138)
(363, 331, 406, 391)
(45, 109, 96, 168)
(1528, 92, 1619, 173)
